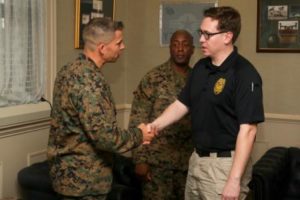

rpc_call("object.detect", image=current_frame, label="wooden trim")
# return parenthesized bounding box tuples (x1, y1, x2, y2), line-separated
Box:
(265, 113, 300, 123)
(0, 118, 50, 139)
(115, 104, 300, 123)
(45, 0, 57, 103)
(0, 102, 51, 138)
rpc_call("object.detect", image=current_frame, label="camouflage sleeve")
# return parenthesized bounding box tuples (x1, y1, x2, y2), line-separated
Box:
(129, 75, 155, 164)
(70, 82, 143, 154)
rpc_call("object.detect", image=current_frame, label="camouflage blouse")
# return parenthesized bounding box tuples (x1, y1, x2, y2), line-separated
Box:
(47, 54, 143, 196)
(129, 60, 193, 170)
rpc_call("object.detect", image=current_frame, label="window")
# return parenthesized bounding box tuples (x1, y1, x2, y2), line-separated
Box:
(0, 0, 46, 107)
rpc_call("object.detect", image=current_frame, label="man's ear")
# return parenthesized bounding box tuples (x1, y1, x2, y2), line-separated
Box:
(224, 32, 234, 45)
(97, 43, 105, 54)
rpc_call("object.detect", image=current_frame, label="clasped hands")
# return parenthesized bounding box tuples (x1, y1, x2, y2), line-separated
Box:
(138, 123, 158, 145)
(136, 123, 157, 182)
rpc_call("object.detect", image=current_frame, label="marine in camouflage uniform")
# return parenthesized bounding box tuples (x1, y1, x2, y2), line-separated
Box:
(47, 18, 154, 200)
(129, 30, 195, 200)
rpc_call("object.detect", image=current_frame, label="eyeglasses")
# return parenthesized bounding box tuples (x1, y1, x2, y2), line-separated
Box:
(197, 29, 227, 40)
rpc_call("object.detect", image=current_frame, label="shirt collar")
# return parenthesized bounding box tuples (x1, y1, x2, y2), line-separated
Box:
(205, 46, 238, 73)
(78, 53, 100, 72)
(167, 59, 191, 76)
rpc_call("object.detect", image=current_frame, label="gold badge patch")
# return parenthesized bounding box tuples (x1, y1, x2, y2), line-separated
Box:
(214, 78, 226, 95)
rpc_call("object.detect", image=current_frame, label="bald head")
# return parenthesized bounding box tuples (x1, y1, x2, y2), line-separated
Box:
(170, 30, 193, 44)
(169, 30, 194, 67)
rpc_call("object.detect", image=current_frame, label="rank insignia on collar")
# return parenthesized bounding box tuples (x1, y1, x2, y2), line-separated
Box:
(214, 78, 226, 95)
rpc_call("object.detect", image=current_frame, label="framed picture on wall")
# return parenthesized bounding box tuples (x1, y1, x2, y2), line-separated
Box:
(257, 0, 300, 52)
(160, 1, 217, 47)
(75, 0, 115, 49)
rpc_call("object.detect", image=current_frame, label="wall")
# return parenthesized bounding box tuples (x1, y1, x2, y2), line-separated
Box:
(219, 1, 300, 115)
(57, 0, 129, 104)
(56, 0, 300, 154)
(5, 0, 299, 198)
(123, 0, 300, 114)
(0, 103, 50, 198)
(56, 0, 80, 69)
(57, 0, 300, 115)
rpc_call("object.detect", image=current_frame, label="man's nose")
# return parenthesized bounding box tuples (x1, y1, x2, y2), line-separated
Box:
(177, 44, 184, 51)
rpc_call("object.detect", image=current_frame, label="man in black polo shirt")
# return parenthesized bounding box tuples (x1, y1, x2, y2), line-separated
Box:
(148, 6, 264, 200)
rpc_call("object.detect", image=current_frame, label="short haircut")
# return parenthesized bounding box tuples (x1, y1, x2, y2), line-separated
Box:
(82, 17, 124, 50)
(170, 29, 194, 45)
(204, 6, 241, 43)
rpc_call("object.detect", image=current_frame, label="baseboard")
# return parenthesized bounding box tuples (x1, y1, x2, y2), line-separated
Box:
(265, 113, 300, 123)
(27, 149, 47, 166)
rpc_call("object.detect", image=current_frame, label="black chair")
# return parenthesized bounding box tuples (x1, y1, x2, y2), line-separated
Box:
(18, 155, 142, 200)
(18, 161, 60, 200)
(249, 146, 300, 200)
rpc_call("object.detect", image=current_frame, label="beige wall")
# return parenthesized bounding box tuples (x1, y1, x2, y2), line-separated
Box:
(57, 0, 300, 115)
(0, 103, 51, 198)
(57, 0, 80, 69)
(2, 1, 299, 198)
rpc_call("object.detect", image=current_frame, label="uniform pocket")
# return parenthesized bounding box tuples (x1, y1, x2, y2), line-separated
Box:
(215, 158, 233, 195)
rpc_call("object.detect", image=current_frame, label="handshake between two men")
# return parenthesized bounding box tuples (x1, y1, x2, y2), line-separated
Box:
(138, 123, 158, 145)
(136, 100, 185, 145)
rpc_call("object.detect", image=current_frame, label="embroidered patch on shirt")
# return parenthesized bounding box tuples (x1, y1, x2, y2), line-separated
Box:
(214, 78, 226, 95)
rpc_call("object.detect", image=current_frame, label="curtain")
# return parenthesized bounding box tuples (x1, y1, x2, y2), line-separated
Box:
(0, 0, 46, 107)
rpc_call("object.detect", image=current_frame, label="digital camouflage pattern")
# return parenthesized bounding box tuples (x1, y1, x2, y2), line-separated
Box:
(141, 165, 187, 200)
(47, 54, 143, 197)
(129, 60, 193, 199)
(129, 59, 193, 170)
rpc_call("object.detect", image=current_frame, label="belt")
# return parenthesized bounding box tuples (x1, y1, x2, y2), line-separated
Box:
(196, 149, 232, 157)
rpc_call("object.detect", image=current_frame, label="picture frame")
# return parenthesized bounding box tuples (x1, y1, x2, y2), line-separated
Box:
(160, 1, 217, 47)
(257, 0, 300, 52)
(75, 0, 115, 49)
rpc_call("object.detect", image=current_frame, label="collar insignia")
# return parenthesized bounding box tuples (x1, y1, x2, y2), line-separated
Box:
(214, 78, 226, 95)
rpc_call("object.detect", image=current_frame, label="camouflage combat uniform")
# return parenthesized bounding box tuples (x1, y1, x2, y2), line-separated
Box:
(47, 54, 143, 199)
(129, 60, 193, 200)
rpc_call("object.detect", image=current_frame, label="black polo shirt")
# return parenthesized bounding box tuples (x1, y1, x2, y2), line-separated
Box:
(178, 48, 264, 152)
